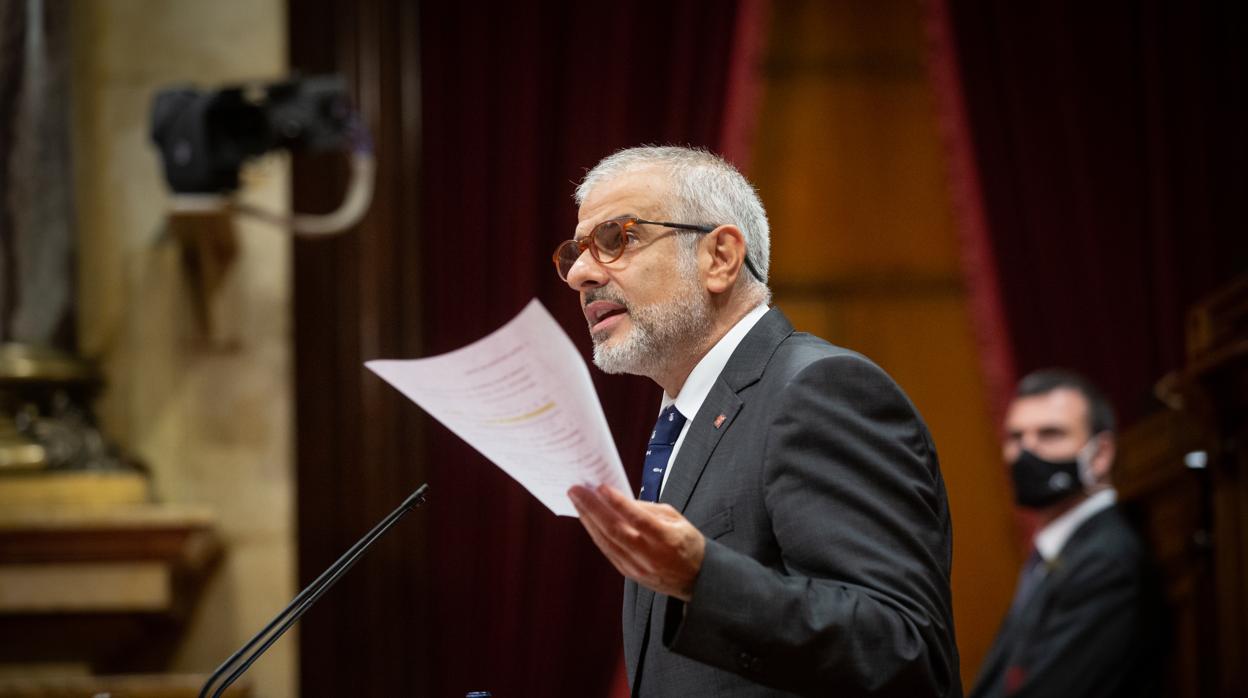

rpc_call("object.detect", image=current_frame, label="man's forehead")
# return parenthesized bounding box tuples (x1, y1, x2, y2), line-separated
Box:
(1005, 388, 1090, 429)
(576, 168, 670, 230)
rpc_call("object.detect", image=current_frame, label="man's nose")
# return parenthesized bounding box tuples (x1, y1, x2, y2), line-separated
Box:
(565, 250, 606, 291)
(1019, 433, 1041, 453)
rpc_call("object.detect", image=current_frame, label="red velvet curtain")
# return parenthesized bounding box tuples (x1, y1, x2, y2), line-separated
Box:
(417, 3, 760, 695)
(928, 0, 1248, 426)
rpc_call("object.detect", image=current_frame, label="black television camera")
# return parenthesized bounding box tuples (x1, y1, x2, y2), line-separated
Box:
(150, 75, 354, 195)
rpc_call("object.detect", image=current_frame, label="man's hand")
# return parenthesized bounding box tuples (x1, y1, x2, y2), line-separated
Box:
(568, 483, 706, 601)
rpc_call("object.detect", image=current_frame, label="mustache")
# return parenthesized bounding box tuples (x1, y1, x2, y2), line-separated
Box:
(583, 288, 629, 310)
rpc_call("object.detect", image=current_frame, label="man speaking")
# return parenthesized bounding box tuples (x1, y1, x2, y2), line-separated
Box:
(561, 146, 961, 697)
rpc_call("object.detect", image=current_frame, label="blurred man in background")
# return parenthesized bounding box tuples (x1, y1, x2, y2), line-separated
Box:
(972, 369, 1167, 698)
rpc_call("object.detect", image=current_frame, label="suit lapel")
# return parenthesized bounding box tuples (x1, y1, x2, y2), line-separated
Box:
(627, 308, 794, 690)
(659, 308, 792, 516)
(658, 385, 742, 514)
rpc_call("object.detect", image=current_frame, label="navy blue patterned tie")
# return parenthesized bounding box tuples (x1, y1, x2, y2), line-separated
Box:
(639, 405, 687, 502)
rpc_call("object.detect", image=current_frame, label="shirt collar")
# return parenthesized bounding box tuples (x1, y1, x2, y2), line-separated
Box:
(660, 304, 769, 421)
(1034, 488, 1117, 562)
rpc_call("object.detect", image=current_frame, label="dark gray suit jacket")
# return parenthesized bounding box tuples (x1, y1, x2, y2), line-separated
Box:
(970, 505, 1168, 698)
(624, 308, 961, 697)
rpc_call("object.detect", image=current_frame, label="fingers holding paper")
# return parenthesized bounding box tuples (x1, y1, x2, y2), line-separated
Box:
(568, 483, 706, 601)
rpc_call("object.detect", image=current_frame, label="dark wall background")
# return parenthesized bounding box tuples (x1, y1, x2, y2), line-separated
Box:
(938, 0, 1247, 425)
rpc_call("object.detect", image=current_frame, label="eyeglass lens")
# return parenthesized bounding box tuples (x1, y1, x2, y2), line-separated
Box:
(555, 219, 629, 279)
(592, 220, 627, 259)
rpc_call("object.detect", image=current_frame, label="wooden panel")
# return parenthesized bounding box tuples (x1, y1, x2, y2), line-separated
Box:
(0, 563, 168, 613)
(1116, 407, 1214, 696)
(1183, 277, 1248, 696)
(0, 505, 220, 673)
(1127, 273, 1248, 696)
(0, 505, 216, 564)
(756, 2, 960, 284)
(0, 472, 148, 509)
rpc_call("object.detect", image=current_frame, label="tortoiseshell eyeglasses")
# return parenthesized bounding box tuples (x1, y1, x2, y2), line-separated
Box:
(552, 216, 763, 282)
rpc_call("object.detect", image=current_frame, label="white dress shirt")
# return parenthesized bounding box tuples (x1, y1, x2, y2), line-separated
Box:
(656, 304, 770, 496)
(1033, 487, 1118, 562)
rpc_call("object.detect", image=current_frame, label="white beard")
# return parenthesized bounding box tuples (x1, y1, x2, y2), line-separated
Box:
(591, 257, 711, 378)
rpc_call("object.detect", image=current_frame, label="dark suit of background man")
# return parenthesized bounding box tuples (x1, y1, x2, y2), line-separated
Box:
(558, 146, 961, 697)
(971, 370, 1168, 698)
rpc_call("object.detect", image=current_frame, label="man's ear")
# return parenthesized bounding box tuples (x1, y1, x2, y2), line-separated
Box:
(1090, 432, 1116, 483)
(703, 225, 748, 294)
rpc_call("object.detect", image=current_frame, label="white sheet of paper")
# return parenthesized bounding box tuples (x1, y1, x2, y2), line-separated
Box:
(365, 299, 629, 516)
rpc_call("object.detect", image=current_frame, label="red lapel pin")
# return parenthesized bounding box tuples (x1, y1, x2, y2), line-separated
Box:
(713, 414, 726, 429)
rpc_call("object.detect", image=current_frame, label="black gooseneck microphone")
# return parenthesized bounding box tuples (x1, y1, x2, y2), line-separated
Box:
(199, 483, 430, 698)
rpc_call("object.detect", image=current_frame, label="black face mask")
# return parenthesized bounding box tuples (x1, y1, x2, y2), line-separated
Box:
(1010, 449, 1082, 509)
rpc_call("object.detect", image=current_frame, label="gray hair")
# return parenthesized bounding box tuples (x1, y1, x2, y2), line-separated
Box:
(575, 146, 772, 294)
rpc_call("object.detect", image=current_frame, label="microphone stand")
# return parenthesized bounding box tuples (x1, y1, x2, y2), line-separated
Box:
(199, 483, 429, 698)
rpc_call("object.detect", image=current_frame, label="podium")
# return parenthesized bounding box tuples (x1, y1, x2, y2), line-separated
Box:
(0, 477, 225, 694)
